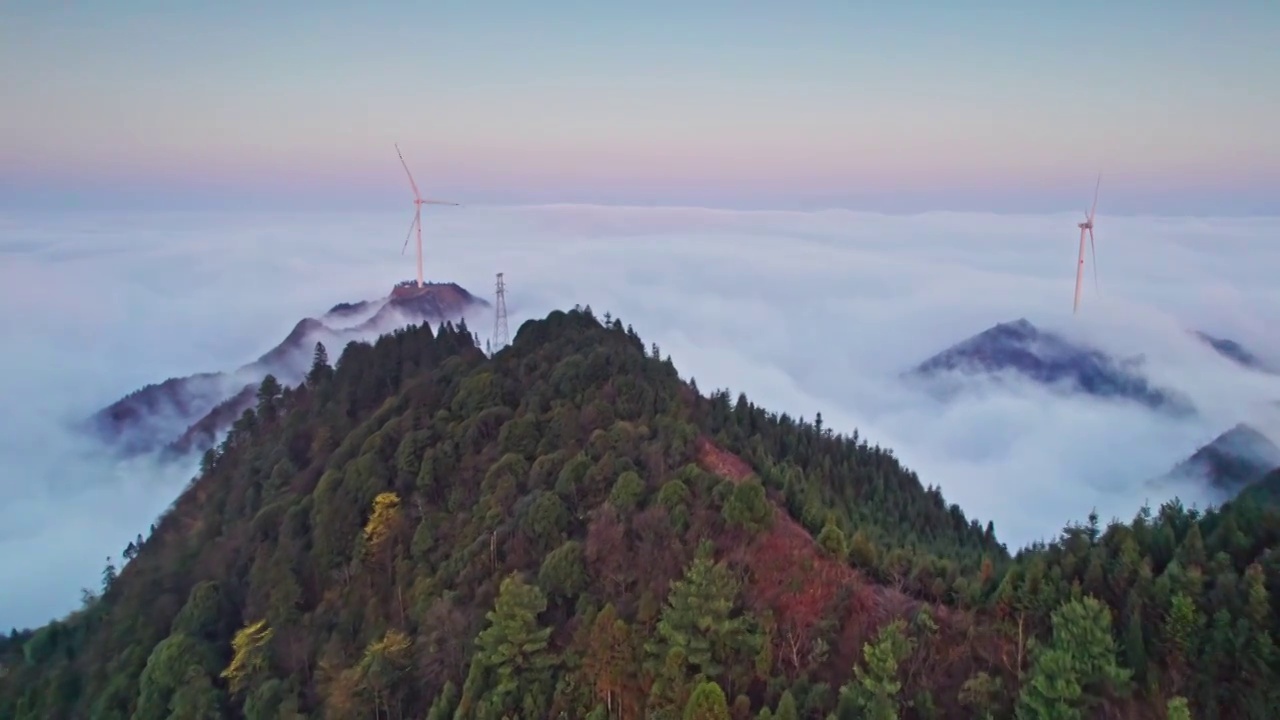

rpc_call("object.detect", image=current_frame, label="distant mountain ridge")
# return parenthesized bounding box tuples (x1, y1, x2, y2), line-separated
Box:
(84, 281, 489, 458)
(1193, 330, 1277, 374)
(907, 318, 1280, 501)
(905, 318, 1196, 415)
(1156, 423, 1280, 499)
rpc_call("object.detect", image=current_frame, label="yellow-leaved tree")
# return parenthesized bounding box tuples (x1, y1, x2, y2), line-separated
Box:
(363, 492, 405, 566)
(362, 491, 408, 621)
(221, 619, 274, 697)
(356, 629, 414, 720)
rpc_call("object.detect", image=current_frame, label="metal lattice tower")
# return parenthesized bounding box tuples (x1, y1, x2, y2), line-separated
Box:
(493, 272, 509, 351)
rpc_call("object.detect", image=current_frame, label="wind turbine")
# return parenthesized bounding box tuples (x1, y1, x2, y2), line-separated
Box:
(395, 143, 459, 288)
(1072, 174, 1101, 315)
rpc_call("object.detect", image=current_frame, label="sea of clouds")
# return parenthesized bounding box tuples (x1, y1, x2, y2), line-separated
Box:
(2, 204, 1280, 629)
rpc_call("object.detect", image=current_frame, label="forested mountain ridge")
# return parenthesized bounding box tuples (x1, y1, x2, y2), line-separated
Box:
(2, 307, 1278, 720)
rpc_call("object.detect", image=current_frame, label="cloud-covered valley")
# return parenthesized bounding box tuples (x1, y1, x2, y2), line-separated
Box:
(2, 205, 1279, 629)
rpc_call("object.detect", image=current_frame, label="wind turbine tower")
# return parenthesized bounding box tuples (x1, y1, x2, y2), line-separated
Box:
(493, 272, 510, 352)
(395, 144, 459, 288)
(1072, 174, 1102, 315)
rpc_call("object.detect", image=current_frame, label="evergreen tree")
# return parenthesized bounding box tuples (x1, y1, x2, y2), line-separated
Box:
(1234, 563, 1277, 715)
(1166, 696, 1191, 720)
(649, 543, 759, 687)
(774, 690, 799, 720)
(455, 574, 557, 719)
(307, 341, 331, 386)
(842, 620, 913, 720)
(256, 374, 283, 420)
(816, 517, 849, 562)
(682, 681, 730, 720)
(1016, 596, 1130, 719)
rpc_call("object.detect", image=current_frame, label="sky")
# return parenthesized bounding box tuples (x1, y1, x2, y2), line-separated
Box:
(4, 205, 1280, 628)
(2, 1, 1279, 213)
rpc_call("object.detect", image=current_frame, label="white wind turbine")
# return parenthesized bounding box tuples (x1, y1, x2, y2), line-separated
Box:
(1072, 174, 1101, 314)
(395, 143, 459, 288)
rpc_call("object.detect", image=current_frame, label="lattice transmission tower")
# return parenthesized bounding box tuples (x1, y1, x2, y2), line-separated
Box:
(492, 272, 509, 353)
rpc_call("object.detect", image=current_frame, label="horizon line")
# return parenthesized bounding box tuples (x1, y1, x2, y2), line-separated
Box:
(2, 201, 1278, 221)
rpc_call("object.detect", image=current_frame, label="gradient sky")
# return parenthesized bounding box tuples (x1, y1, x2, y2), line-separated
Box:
(2, 1, 1278, 213)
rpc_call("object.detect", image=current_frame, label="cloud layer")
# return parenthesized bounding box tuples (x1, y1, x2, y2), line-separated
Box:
(3, 205, 1279, 628)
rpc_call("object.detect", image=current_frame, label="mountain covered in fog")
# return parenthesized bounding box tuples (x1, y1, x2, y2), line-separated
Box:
(907, 318, 1274, 413)
(1155, 423, 1280, 499)
(905, 318, 1196, 415)
(9, 307, 1280, 720)
(83, 281, 488, 459)
(908, 318, 1280, 500)
(1193, 330, 1278, 374)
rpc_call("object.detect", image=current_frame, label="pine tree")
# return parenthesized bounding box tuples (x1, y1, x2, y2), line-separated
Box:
(306, 341, 332, 386)
(1198, 608, 1233, 715)
(1161, 592, 1200, 695)
(682, 681, 730, 720)
(1016, 596, 1130, 719)
(646, 647, 692, 720)
(1122, 601, 1147, 685)
(168, 666, 224, 719)
(958, 672, 1002, 720)
(425, 682, 458, 720)
(848, 529, 879, 570)
(649, 543, 758, 686)
(455, 574, 557, 719)
(256, 374, 283, 420)
(816, 518, 849, 562)
(773, 690, 799, 720)
(722, 480, 772, 532)
(101, 556, 117, 593)
(843, 620, 913, 720)
(1235, 563, 1277, 715)
(1166, 696, 1191, 720)
(1176, 525, 1206, 569)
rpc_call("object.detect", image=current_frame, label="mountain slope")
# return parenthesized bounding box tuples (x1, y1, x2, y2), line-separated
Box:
(1157, 422, 1280, 498)
(84, 281, 488, 458)
(0, 309, 1005, 720)
(907, 318, 1195, 414)
(5, 308, 1280, 720)
(1194, 330, 1276, 373)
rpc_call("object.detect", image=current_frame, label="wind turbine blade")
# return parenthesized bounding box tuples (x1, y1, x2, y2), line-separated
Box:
(1073, 226, 1087, 314)
(421, 199, 460, 206)
(400, 211, 417, 255)
(1088, 227, 1099, 293)
(1089, 173, 1101, 223)
(394, 143, 424, 202)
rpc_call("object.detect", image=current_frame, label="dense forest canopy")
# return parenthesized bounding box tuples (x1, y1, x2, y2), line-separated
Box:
(2, 307, 1278, 719)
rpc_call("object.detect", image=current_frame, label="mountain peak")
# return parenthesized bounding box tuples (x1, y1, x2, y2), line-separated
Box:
(1161, 422, 1280, 496)
(908, 318, 1193, 415)
(254, 317, 330, 368)
(1210, 423, 1280, 462)
(996, 317, 1035, 332)
(1193, 330, 1275, 373)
